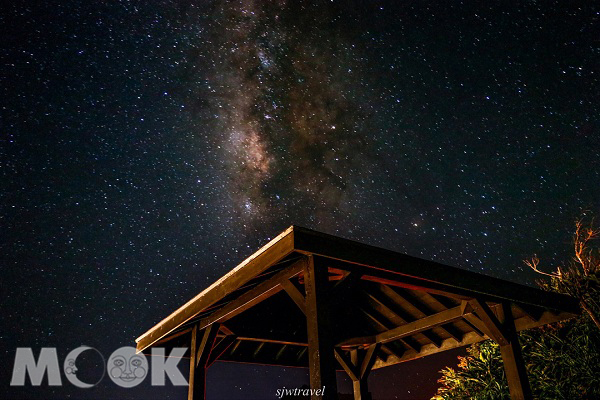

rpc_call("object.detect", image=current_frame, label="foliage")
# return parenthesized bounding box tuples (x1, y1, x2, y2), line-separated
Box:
(433, 315, 600, 399)
(433, 338, 508, 400)
(526, 218, 600, 330)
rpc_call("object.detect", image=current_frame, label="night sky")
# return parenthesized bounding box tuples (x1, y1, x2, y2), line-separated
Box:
(1, 1, 599, 399)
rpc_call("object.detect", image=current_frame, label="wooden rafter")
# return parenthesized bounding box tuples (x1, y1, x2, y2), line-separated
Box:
(194, 261, 304, 331)
(341, 302, 471, 346)
(359, 308, 421, 352)
(413, 291, 466, 342)
(372, 285, 446, 347)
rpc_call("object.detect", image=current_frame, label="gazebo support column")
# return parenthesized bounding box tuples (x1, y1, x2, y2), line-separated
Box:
(499, 303, 532, 400)
(470, 299, 532, 400)
(352, 380, 369, 400)
(188, 324, 219, 400)
(305, 255, 338, 400)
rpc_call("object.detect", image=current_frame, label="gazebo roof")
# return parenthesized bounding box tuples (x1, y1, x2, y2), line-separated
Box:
(136, 225, 578, 371)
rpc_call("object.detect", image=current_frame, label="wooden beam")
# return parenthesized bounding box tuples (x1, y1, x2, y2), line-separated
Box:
(371, 330, 481, 371)
(253, 342, 265, 358)
(280, 278, 306, 315)
(196, 324, 219, 368)
(382, 342, 405, 360)
(361, 307, 389, 332)
(331, 269, 353, 289)
(219, 325, 235, 336)
(352, 380, 370, 400)
(464, 314, 494, 339)
(380, 286, 429, 316)
(340, 302, 471, 346)
(296, 347, 307, 362)
(275, 345, 288, 361)
(387, 286, 473, 341)
(188, 325, 199, 400)
(304, 255, 338, 399)
(355, 347, 378, 400)
(151, 327, 193, 348)
(370, 310, 576, 371)
(360, 343, 381, 379)
(399, 336, 422, 353)
(328, 267, 349, 282)
(195, 260, 304, 330)
(500, 303, 532, 400)
(207, 335, 237, 367)
(462, 316, 486, 337)
(406, 290, 466, 343)
(188, 324, 218, 400)
(334, 349, 358, 381)
(515, 303, 543, 322)
(439, 323, 464, 343)
(292, 226, 579, 313)
(323, 257, 470, 300)
(371, 286, 445, 348)
(359, 308, 421, 352)
(235, 337, 308, 347)
(335, 284, 391, 356)
(217, 353, 308, 369)
(229, 339, 241, 355)
(469, 299, 509, 345)
(376, 303, 470, 345)
(350, 350, 368, 400)
(335, 347, 376, 400)
(136, 227, 295, 352)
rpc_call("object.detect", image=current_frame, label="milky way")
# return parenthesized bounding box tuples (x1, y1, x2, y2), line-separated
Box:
(192, 1, 374, 227)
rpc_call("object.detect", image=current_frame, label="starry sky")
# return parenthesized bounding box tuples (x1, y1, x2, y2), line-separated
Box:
(1, 0, 599, 399)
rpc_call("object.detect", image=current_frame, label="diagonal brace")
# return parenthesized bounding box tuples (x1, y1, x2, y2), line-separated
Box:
(468, 298, 509, 345)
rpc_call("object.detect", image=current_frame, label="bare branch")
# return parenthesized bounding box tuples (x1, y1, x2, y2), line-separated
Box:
(573, 218, 600, 275)
(524, 255, 559, 278)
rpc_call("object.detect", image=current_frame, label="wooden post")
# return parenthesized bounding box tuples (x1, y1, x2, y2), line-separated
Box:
(351, 349, 369, 400)
(188, 324, 219, 400)
(499, 303, 532, 400)
(335, 346, 379, 400)
(466, 300, 532, 399)
(352, 380, 369, 400)
(304, 255, 338, 399)
(188, 325, 199, 400)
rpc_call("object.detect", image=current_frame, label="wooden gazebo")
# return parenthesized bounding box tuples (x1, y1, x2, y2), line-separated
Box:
(136, 226, 579, 400)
